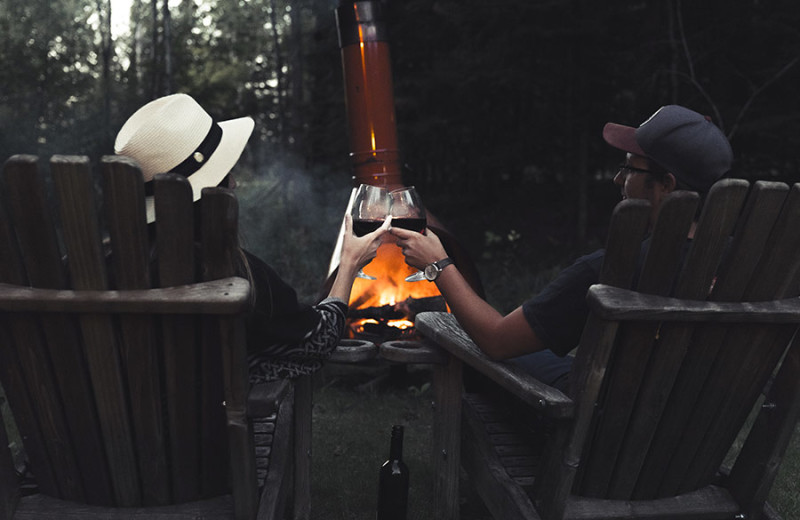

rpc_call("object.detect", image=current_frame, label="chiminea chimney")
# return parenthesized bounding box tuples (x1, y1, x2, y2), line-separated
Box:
(326, 1, 484, 303)
(336, 1, 403, 189)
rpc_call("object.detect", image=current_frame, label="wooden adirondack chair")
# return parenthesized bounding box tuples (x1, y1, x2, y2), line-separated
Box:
(0, 155, 300, 519)
(418, 179, 800, 519)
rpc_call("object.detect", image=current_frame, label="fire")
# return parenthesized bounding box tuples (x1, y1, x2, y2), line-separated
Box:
(346, 241, 445, 338)
(349, 242, 441, 309)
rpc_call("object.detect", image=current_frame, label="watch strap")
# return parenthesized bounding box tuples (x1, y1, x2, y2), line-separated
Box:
(435, 257, 455, 271)
(425, 257, 454, 281)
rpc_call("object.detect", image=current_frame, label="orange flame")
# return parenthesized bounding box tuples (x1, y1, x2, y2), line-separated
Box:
(348, 243, 442, 309)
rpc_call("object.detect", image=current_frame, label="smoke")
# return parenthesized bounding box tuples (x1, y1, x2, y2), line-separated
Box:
(236, 158, 352, 303)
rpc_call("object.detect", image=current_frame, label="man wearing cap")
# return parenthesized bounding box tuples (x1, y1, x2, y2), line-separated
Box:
(392, 105, 733, 392)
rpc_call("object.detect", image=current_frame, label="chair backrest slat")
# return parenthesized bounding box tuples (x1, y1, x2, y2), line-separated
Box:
(153, 172, 202, 503)
(102, 158, 170, 506)
(2, 156, 108, 503)
(51, 156, 142, 506)
(198, 186, 239, 497)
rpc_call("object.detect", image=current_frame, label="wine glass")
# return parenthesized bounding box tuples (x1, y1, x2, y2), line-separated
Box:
(351, 184, 389, 280)
(389, 186, 428, 282)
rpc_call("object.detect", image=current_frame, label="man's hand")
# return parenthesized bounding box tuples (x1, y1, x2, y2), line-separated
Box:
(391, 225, 448, 270)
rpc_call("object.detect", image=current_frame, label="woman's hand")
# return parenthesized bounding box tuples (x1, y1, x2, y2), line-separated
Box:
(339, 214, 391, 274)
(327, 214, 391, 303)
(390, 226, 448, 270)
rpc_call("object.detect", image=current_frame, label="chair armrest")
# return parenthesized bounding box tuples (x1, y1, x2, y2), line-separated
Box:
(247, 379, 293, 419)
(0, 277, 251, 315)
(588, 284, 800, 323)
(415, 312, 574, 419)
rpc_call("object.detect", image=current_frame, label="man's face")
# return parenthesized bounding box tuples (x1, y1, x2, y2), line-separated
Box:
(613, 153, 674, 224)
(613, 154, 657, 200)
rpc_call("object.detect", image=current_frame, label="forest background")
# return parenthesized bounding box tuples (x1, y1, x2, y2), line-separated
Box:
(2, 0, 800, 304)
(1, 1, 800, 517)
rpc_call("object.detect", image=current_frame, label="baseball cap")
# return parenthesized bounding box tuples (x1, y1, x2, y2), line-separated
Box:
(603, 105, 733, 193)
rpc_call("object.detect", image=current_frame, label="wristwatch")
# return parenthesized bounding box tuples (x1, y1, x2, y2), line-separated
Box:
(423, 257, 455, 282)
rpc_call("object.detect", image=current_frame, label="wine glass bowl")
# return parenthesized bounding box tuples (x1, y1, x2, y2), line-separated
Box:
(389, 186, 428, 282)
(351, 184, 389, 280)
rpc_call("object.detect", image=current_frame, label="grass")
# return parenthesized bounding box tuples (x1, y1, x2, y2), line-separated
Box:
(310, 364, 436, 519)
(310, 363, 800, 520)
(310, 362, 492, 520)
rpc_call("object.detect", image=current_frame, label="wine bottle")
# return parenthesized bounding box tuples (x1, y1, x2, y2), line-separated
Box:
(376, 425, 409, 520)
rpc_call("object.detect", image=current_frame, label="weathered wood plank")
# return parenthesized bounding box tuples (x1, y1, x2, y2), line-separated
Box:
(0, 319, 58, 500)
(665, 183, 800, 495)
(13, 494, 235, 519)
(580, 193, 699, 498)
(200, 187, 255, 513)
(637, 181, 789, 498)
(460, 395, 541, 519)
(3, 155, 100, 502)
(256, 384, 294, 520)
(432, 351, 463, 520)
(51, 155, 141, 506)
(586, 285, 800, 323)
(546, 199, 650, 514)
(729, 334, 800, 517)
(103, 159, 170, 506)
(563, 485, 740, 519)
(292, 375, 313, 520)
(153, 172, 202, 503)
(610, 182, 750, 499)
(0, 278, 250, 313)
(416, 312, 573, 418)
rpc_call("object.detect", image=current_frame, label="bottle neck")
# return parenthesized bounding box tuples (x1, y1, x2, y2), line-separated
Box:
(389, 425, 404, 460)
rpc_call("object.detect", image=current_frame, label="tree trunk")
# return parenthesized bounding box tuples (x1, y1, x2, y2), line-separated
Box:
(98, 0, 113, 149)
(162, 0, 173, 95)
(268, 0, 286, 149)
(150, 0, 161, 98)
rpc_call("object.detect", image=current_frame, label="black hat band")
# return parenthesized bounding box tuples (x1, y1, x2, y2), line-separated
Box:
(144, 121, 223, 196)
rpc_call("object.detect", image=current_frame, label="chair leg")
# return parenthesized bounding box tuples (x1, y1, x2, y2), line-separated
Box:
(432, 354, 463, 520)
(292, 375, 313, 520)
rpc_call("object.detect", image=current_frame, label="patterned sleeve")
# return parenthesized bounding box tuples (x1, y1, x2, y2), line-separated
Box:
(248, 297, 348, 383)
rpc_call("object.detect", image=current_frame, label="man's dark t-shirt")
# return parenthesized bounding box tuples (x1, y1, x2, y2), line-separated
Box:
(521, 249, 605, 357)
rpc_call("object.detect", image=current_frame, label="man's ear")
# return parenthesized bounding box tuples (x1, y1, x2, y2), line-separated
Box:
(663, 173, 677, 192)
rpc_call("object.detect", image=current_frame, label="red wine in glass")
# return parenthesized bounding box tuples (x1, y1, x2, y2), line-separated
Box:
(353, 218, 385, 237)
(351, 184, 389, 280)
(390, 217, 426, 233)
(389, 186, 428, 282)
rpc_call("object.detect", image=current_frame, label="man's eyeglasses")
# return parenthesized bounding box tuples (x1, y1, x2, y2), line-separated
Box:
(617, 164, 653, 175)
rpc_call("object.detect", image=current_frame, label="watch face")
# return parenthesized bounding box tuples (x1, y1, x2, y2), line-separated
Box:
(424, 263, 438, 281)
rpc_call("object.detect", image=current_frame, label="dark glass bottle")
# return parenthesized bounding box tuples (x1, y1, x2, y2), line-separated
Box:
(377, 425, 409, 520)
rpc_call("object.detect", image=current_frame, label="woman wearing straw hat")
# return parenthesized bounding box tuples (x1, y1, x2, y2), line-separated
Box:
(114, 93, 389, 382)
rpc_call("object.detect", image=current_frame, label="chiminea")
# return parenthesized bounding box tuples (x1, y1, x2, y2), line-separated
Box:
(327, 0, 482, 342)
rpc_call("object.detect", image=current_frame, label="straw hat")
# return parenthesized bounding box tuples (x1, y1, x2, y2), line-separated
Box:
(114, 93, 255, 222)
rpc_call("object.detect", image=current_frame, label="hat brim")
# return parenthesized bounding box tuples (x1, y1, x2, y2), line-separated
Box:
(603, 122, 646, 157)
(145, 116, 255, 223)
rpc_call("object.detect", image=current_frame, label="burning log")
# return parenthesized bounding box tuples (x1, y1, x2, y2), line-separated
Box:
(348, 296, 447, 322)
